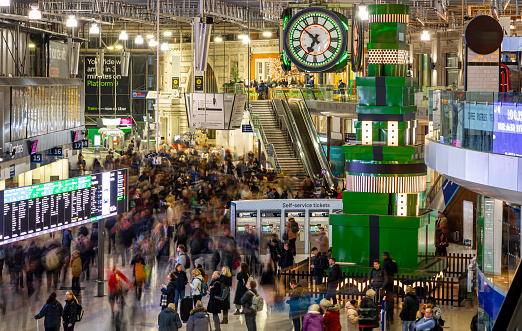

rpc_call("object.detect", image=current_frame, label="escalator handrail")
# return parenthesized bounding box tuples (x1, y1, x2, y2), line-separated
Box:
(426, 174, 446, 207)
(297, 90, 336, 188)
(247, 105, 282, 173)
(270, 99, 298, 159)
(276, 90, 318, 183)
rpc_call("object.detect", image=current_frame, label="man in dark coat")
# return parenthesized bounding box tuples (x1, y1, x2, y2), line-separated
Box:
(158, 303, 183, 331)
(326, 257, 341, 304)
(400, 286, 419, 331)
(207, 271, 222, 331)
(279, 242, 294, 269)
(369, 259, 388, 297)
(310, 247, 326, 298)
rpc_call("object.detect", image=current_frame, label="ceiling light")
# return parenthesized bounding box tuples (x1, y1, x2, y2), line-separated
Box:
(263, 31, 272, 37)
(238, 34, 247, 39)
(119, 30, 128, 41)
(149, 39, 157, 47)
(28, 43, 35, 48)
(358, 5, 368, 20)
(421, 30, 430, 41)
(89, 23, 100, 34)
(164, 31, 172, 37)
(242, 37, 250, 44)
(0, 0, 9, 7)
(511, 24, 516, 29)
(215, 36, 223, 42)
(107, 46, 114, 50)
(135, 34, 144, 44)
(115, 44, 123, 49)
(161, 42, 169, 51)
(147, 34, 154, 39)
(66, 15, 77, 28)
(28, 6, 41, 20)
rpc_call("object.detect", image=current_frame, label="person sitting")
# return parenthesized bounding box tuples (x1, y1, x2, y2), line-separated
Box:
(415, 307, 436, 331)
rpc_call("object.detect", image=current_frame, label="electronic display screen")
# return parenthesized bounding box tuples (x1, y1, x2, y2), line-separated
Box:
(493, 101, 522, 156)
(0, 169, 127, 245)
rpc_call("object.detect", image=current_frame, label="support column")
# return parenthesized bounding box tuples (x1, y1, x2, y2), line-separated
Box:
(96, 218, 105, 297)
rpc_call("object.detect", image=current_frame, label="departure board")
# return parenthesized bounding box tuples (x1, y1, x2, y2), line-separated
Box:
(0, 169, 127, 245)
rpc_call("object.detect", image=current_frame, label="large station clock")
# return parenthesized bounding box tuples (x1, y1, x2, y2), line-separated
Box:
(350, 5, 364, 72)
(282, 8, 349, 72)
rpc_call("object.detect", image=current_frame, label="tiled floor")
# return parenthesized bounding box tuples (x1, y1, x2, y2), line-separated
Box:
(0, 254, 478, 331)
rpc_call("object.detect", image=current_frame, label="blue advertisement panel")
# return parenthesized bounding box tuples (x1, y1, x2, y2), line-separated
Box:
(322, 146, 344, 177)
(477, 269, 506, 327)
(493, 101, 522, 156)
(441, 179, 459, 207)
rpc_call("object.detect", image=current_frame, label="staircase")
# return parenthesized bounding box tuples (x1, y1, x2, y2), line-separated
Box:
(249, 100, 306, 178)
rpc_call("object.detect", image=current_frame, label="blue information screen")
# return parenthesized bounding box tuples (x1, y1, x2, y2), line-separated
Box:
(493, 101, 522, 156)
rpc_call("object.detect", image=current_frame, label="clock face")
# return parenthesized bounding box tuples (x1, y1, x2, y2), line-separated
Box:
(351, 6, 364, 72)
(283, 8, 348, 72)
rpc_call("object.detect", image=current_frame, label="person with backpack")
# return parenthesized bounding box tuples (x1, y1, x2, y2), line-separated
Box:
(285, 218, 299, 256)
(161, 273, 178, 310)
(63, 291, 78, 331)
(132, 251, 147, 300)
(190, 268, 205, 306)
(219, 266, 232, 324)
(233, 263, 250, 315)
(326, 257, 341, 304)
(174, 263, 188, 310)
(241, 280, 260, 331)
(35, 292, 63, 331)
(400, 286, 419, 331)
(415, 308, 436, 331)
(176, 244, 190, 272)
(310, 247, 327, 290)
(207, 271, 222, 331)
(358, 289, 379, 330)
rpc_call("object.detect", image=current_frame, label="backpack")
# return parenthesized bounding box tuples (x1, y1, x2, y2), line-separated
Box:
(291, 221, 299, 233)
(282, 231, 289, 241)
(389, 259, 398, 274)
(251, 291, 264, 312)
(181, 253, 190, 269)
(135, 262, 146, 284)
(220, 284, 230, 301)
(200, 280, 209, 297)
(431, 324, 443, 331)
(76, 304, 84, 322)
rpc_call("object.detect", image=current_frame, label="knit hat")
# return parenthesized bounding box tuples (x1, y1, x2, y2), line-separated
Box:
(320, 299, 332, 309)
(194, 257, 204, 266)
(308, 304, 321, 313)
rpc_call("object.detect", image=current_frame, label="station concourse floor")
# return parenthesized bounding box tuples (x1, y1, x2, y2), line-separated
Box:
(0, 253, 478, 331)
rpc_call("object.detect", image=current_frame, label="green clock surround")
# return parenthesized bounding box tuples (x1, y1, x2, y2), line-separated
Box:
(283, 7, 349, 72)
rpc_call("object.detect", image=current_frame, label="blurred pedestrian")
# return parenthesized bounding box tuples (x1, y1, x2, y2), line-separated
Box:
(303, 304, 324, 331)
(34, 292, 63, 331)
(219, 266, 232, 324)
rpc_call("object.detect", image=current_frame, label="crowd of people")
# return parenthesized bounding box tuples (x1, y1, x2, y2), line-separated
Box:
(0, 141, 455, 331)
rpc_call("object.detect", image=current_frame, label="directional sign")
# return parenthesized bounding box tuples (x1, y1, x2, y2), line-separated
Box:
(132, 91, 148, 99)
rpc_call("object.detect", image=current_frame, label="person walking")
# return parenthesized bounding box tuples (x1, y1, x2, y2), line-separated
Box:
(400, 286, 419, 331)
(189, 269, 205, 306)
(186, 301, 211, 331)
(240, 280, 258, 331)
(345, 299, 359, 331)
(233, 263, 250, 315)
(70, 250, 82, 295)
(326, 257, 341, 304)
(34, 292, 63, 331)
(173, 264, 188, 310)
(382, 252, 398, 325)
(207, 271, 222, 331)
(158, 303, 183, 331)
(219, 266, 233, 324)
(62, 291, 78, 331)
(287, 280, 307, 331)
(302, 304, 324, 331)
(358, 289, 379, 330)
(321, 299, 341, 331)
(161, 273, 178, 310)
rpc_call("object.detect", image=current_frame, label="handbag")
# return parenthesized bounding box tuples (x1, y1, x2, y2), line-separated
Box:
(232, 257, 240, 270)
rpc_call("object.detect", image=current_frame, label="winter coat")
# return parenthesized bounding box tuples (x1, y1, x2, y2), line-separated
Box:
(233, 271, 249, 305)
(400, 293, 419, 321)
(285, 220, 298, 240)
(240, 289, 257, 315)
(161, 279, 177, 305)
(219, 275, 232, 310)
(346, 302, 359, 331)
(303, 312, 324, 331)
(358, 296, 379, 328)
(369, 267, 388, 289)
(327, 264, 341, 283)
(206, 278, 221, 314)
(70, 256, 82, 277)
(63, 299, 78, 326)
(190, 275, 204, 296)
(324, 305, 342, 331)
(312, 254, 326, 277)
(158, 307, 183, 331)
(186, 307, 210, 331)
(286, 285, 308, 318)
(176, 253, 189, 271)
(35, 300, 63, 329)
(174, 270, 188, 291)
(280, 249, 294, 269)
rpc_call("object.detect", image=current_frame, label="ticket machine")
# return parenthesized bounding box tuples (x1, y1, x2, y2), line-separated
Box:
(261, 212, 281, 253)
(235, 212, 257, 236)
(285, 212, 306, 255)
(309, 211, 330, 250)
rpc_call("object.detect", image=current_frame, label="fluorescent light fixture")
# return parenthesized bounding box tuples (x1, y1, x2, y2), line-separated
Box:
(107, 46, 114, 50)
(263, 31, 272, 37)
(238, 34, 247, 39)
(358, 5, 368, 20)
(146, 34, 154, 39)
(115, 44, 123, 49)
(135, 34, 144, 44)
(89, 23, 100, 34)
(119, 30, 128, 41)
(66, 15, 77, 28)
(28, 6, 41, 20)
(164, 31, 172, 37)
(0, 0, 9, 7)
(242, 37, 250, 44)
(421, 30, 430, 41)
(511, 24, 516, 29)
(161, 42, 169, 51)
(214, 36, 223, 42)
(28, 43, 35, 48)
(149, 39, 157, 47)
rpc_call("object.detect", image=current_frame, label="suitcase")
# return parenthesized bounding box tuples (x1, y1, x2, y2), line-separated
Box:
(180, 296, 194, 322)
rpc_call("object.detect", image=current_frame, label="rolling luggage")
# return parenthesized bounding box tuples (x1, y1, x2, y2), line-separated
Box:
(180, 296, 194, 322)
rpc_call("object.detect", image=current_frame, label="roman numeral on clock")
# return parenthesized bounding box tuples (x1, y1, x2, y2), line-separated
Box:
(293, 45, 303, 54)
(331, 37, 339, 43)
(312, 55, 318, 63)
(300, 52, 308, 62)
(328, 27, 336, 33)
(312, 16, 319, 24)
(328, 46, 336, 53)
(292, 37, 300, 43)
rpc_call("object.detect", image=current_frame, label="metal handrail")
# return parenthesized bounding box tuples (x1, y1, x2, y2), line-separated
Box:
(247, 104, 282, 174)
(270, 98, 298, 159)
(426, 173, 446, 207)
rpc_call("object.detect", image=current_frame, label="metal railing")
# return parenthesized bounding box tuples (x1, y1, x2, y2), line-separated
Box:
(247, 104, 282, 174)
